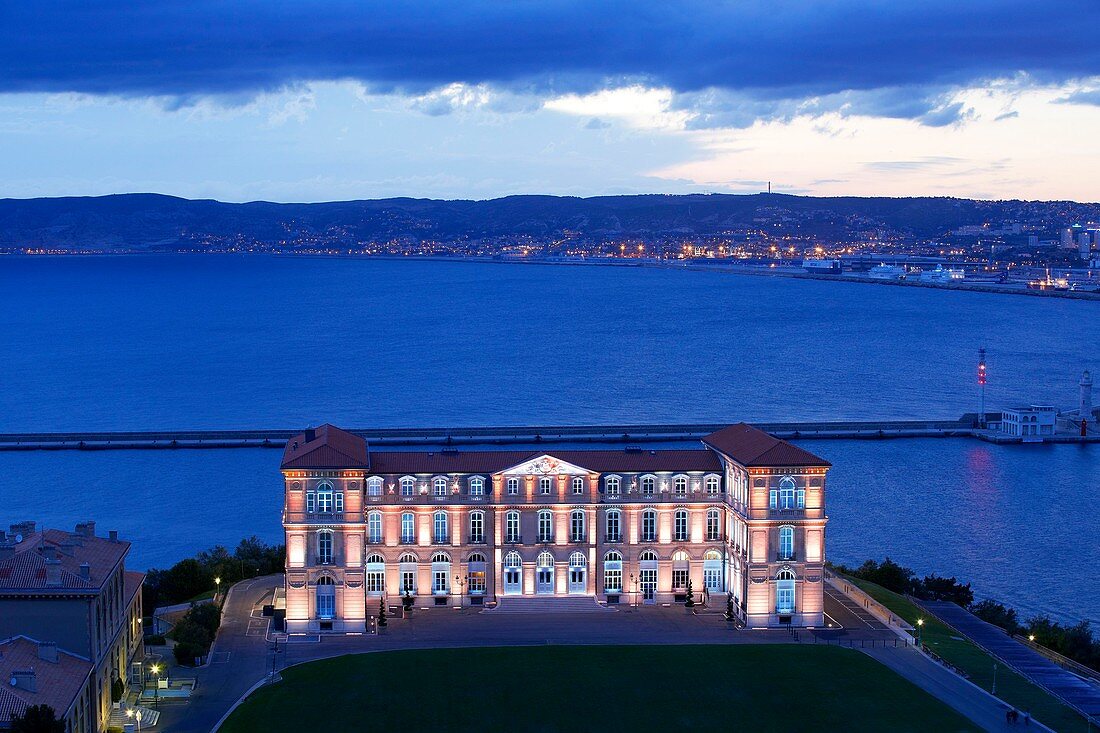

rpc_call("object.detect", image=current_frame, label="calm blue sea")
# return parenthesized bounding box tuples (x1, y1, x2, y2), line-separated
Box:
(2, 256, 1097, 621)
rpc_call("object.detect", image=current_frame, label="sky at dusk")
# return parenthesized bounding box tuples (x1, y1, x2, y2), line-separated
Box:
(2, 1, 1100, 202)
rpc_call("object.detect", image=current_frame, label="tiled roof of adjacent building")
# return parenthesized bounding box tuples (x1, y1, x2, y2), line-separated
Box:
(281, 424, 370, 469)
(701, 423, 830, 467)
(0, 523, 129, 593)
(365, 449, 722, 475)
(0, 636, 92, 725)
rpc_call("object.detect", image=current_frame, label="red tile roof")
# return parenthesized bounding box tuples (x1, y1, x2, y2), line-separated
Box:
(0, 528, 129, 593)
(281, 424, 370, 469)
(0, 636, 92, 725)
(702, 423, 830, 467)
(365, 449, 721, 475)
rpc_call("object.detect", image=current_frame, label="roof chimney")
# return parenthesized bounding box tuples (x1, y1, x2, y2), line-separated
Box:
(45, 558, 62, 587)
(79, 563, 91, 581)
(109, 530, 118, 543)
(304, 428, 316, 443)
(9, 521, 36, 540)
(37, 642, 58, 663)
(10, 669, 36, 692)
(75, 521, 96, 538)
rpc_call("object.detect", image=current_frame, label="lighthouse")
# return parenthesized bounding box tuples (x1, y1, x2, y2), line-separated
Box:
(1081, 370, 1093, 419)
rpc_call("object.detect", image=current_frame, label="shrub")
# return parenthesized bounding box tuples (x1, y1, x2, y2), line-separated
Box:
(172, 618, 212, 649)
(10, 704, 64, 733)
(144, 634, 167, 646)
(111, 677, 125, 703)
(920, 574, 974, 606)
(173, 641, 204, 666)
(187, 602, 222, 636)
(684, 579, 695, 608)
(970, 599, 1020, 634)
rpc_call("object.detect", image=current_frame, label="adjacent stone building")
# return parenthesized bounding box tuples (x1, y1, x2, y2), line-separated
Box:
(0, 522, 144, 733)
(283, 424, 830, 632)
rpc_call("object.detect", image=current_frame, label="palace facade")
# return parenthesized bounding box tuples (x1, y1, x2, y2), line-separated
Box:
(282, 423, 830, 632)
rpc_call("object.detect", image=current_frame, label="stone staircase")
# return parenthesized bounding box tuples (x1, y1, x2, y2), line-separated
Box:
(485, 596, 615, 613)
(108, 704, 160, 729)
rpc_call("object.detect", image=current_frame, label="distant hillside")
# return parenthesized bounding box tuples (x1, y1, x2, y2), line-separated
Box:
(0, 192, 1096, 250)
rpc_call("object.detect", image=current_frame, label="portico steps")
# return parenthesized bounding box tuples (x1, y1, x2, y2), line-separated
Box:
(485, 595, 615, 613)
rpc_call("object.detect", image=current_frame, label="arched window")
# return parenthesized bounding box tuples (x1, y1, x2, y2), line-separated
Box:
(641, 509, 657, 542)
(398, 554, 417, 595)
(704, 549, 722, 561)
(706, 509, 721, 542)
(703, 550, 723, 592)
(539, 476, 553, 495)
(398, 553, 419, 564)
(705, 475, 721, 495)
(673, 475, 688, 497)
(431, 553, 450, 594)
(605, 509, 621, 542)
(431, 552, 451, 563)
(316, 481, 335, 513)
(315, 575, 336, 619)
(569, 551, 587, 567)
(537, 510, 553, 543)
(469, 476, 485, 496)
(505, 510, 520, 543)
(367, 477, 384, 497)
(640, 475, 656, 497)
(469, 510, 485, 544)
(674, 509, 688, 541)
(603, 549, 623, 593)
(400, 476, 416, 497)
(777, 476, 798, 510)
(367, 511, 383, 544)
(639, 549, 658, 562)
(401, 512, 416, 544)
(504, 551, 522, 568)
(776, 568, 796, 614)
(605, 475, 621, 497)
(537, 551, 554, 567)
(778, 526, 794, 560)
(572, 476, 586, 494)
(317, 530, 334, 565)
(506, 477, 520, 495)
(433, 477, 449, 497)
(467, 552, 487, 564)
(570, 509, 586, 543)
(433, 511, 449, 543)
(467, 551, 487, 593)
(671, 550, 689, 590)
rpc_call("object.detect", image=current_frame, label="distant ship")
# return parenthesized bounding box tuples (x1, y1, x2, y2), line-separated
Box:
(1027, 270, 1070, 291)
(801, 258, 842, 274)
(918, 265, 965, 284)
(867, 264, 906, 281)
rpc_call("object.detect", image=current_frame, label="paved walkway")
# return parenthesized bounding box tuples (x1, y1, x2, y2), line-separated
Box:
(923, 600, 1100, 718)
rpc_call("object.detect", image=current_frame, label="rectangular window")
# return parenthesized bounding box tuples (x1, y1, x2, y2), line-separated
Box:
(641, 512, 656, 542)
(704, 568, 722, 592)
(572, 477, 585, 494)
(674, 512, 688, 542)
(797, 489, 806, 509)
(318, 491, 333, 513)
(306, 492, 316, 513)
(469, 513, 484, 544)
(604, 568, 622, 593)
(401, 478, 415, 497)
(506, 513, 519, 543)
(538, 512, 553, 543)
(434, 513, 449, 543)
(469, 571, 486, 594)
(706, 512, 720, 541)
(318, 533, 333, 565)
(780, 487, 796, 510)
(334, 492, 344, 512)
(507, 478, 519, 495)
(606, 512, 620, 542)
(470, 478, 484, 496)
(366, 571, 385, 594)
(368, 514, 383, 544)
(432, 571, 449, 594)
(672, 569, 688, 589)
(769, 490, 778, 509)
(401, 514, 415, 544)
(539, 477, 553, 495)
(571, 512, 585, 543)
(400, 570, 416, 594)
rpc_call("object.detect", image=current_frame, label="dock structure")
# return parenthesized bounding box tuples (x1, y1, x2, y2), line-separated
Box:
(1, 417, 1098, 451)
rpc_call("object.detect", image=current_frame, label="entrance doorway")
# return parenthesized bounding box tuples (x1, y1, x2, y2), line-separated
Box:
(567, 551, 587, 594)
(536, 551, 555, 594)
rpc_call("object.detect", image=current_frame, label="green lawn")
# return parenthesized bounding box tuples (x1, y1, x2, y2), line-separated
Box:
(846, 576, 1089, 733)
(221, 645, 977, 733)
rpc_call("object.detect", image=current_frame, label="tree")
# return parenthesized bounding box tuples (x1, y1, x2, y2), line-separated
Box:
(111, 677, 126, 703)
(971, 599, 1019, 634)
(378, 598, 387, 628)
(11, 704, 64, 733)
(724, 593, 735, 623)
(920, 574, 973, 606)
(684, 579, 695, 608)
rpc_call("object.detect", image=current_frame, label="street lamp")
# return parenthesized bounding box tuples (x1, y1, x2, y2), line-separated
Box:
(214, 576, 221, 603)
(454, 574, 466, 608)
(1028, 634, 1035, 642)
(150, 664, 161, 709)
(916, 618, 924, 648)
(629, 574, 637, 608)
(126, 709, 142, 731)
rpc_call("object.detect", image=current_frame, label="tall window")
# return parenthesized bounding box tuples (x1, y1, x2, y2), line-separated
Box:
(400, 476, 415, 497)
(469, 510, 485, 544)
(316, 576, 335, 619)
(779, 476, 797, 509)
(539, 476, 553, 495)
(674, 509, 688, 542)
(400, 512, 415, 544)
(605, 509, 621, 542)
(779, 526, 794, 560)
(399, 553, 418, 594)
(604, 551, 623, 593)
(367, 477, 384, 497)
(605, 476, 621, 497)
(641, 509, 657, 542)
(572, 476, 586, 495)
(673, 475, 688, 497)
(706, 509, 721, 542)
(317, 483, 334, 513)
(505, 511, 520, 543)
(777, 569, 796, 614)
(306, 491, 316, 513)
(317, 530, 334, 565)
(431, 553, 450, 595)
(368, 511, 383, 544)
(504, 551, 522, 589)
(433, 511, 449, 543)
(469, 477, 485, 497)
(507, 477, 520, 495)
(365, 553, 385, 594)
(641, 475, 655, 497)
(705, 475, 721, 495)
(433, 477, 449, 497)
(538, 510, 553, 543)
(570, 509, 586, 543)
(467, 553, 487, 594)
(334, 491, 344, 512)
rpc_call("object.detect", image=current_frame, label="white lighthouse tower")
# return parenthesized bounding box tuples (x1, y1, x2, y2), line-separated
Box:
(1081, 370, 1093, 419)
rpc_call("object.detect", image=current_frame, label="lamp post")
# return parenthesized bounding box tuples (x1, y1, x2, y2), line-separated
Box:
(630, 573, 637, 608)
(455, 574, 466, 608)
(150, 664, 161, 709)
(214, 576, 221, 604)
(126, 709, 142, 731)
(916, 618, 924, 648)
(992, 662, 998, 696)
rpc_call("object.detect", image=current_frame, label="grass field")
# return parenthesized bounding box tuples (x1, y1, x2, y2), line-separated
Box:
(220, 644, 977, 733)
(847, 576, 1090, 733)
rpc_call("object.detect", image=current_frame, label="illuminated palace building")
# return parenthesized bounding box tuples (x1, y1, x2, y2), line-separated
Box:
(282, 424, 830, 631)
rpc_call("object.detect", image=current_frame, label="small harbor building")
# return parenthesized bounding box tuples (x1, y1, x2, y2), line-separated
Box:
(999, 405, 1057, 440)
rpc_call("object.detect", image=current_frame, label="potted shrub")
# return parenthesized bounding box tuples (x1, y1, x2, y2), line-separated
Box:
(724, 593, 736, 628)
(684, 580, 696, 613)
(378, 598, 387, 633)
(111, 677, 125, 709)
(402, 588, 414, 619)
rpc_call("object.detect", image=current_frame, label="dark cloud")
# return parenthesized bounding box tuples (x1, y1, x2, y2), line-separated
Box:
(2, 1, 1098, 124)
(1055, 88, 1100, 105)
(584, 117, 611, 130)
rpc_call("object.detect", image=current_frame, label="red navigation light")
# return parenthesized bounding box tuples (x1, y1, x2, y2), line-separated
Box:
(978, 363, 986, 386)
